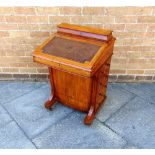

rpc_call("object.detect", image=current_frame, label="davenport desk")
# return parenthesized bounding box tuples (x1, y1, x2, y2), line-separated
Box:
(33, 23, 116, 125)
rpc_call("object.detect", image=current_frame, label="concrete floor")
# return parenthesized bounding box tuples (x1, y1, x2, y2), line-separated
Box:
(0, 81, 155, 149)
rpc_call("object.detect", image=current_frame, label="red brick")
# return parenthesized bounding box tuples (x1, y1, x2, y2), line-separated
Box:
(8, 31, 29, 37)
(125, 24, 147, 32)
(18, 24, 39, 30)
(147, 24, 155, 32)
(138, 16, 155, 23)
(106, 7, 152, 16)
(60, 7, 81, 15)
(9, 63, 27, 67)
(114, 32, 134, 38)
(109, 75, 118, 81)
(0, 51, 6, 56)
(115, 16, 137, 23)
(5, 16, 27, 23)
(144, 70, 155, 74)
(37, 68, 48, 73)
(0, 32, 9, 37)
(0, 16, 5, 22)
(0, 23, 18, 30)
(39, 24, 56, 31)
(135, 76, 152, 81)
(0, 74, 13, 79)
(0, 7, 14, 14)
(127, 70, 144, 74)
(110, 69, 126, 74)
(27, 63, 44, 68)
(6, 50, 25, 56)
(13, 74, 29, 79)
(128, 58, 146, 63)
(71, 16, 92, 24)
(19, 68, 37, 73)
(2, 68, 19, 73)
(27, 16, 48, 23)
(14, 7, 36, 14)
(104, 24, 125, 31)
(30, 74, 48, 80)
(117, 75, 135, 81)
(49, 16, 70, 24)
(36, 7, 59, 15)
(83, 7, 105, 15)
(83, 23, 103, 28)
(92, 16, 114, 24)
(30, 32, 49, 38)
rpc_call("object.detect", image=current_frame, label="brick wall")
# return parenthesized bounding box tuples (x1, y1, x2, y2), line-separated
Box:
(0, 7, 155, 82)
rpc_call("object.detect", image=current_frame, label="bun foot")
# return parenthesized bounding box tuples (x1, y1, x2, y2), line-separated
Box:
(44, 96, 56, 110)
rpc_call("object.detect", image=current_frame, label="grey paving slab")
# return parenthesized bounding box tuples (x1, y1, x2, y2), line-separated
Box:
(4, 84, 73, 139)
(123, 143, 139, 149)
(96, 84, 135, 122)
(0, 81, 45, 104)
(0, 121, 35, 149)
(0, 105, 12, 128)
(117, 83, 155, 104)
(0, 82, 11, 89)
(106, 96, 155, 149)
(32, 112, 126, 149)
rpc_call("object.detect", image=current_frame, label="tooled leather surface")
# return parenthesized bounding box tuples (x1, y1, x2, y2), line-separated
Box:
(42, 37, 101, 63)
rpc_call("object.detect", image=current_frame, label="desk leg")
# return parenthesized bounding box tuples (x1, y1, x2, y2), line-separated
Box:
(84, 58, 111, 125)
(44, 67, 57, 110)
(45, 95, 56, 110)
(84, 96, 106, 124)
(84, 105, 95, 125)
(84, 75, 98, 125)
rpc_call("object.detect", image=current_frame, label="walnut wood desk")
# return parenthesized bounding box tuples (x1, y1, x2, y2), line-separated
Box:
(33, 23, 116, 125)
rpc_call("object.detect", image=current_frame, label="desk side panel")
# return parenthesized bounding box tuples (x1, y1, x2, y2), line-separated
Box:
(52, 68, 92, 111)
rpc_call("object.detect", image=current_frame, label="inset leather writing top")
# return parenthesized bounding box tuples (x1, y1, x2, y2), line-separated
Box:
(42, 37, 101, 63)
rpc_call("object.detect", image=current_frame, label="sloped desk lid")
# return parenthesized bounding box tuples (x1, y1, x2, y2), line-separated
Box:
(42, 36, 101, 63)
(33, 23, 115, 77)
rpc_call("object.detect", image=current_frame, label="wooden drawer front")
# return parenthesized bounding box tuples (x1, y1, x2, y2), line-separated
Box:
(96, 85, 107, 108)
(94, 60, 111, 110)
(101, 64, 110, 75)
(99, 73, 108, 86)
